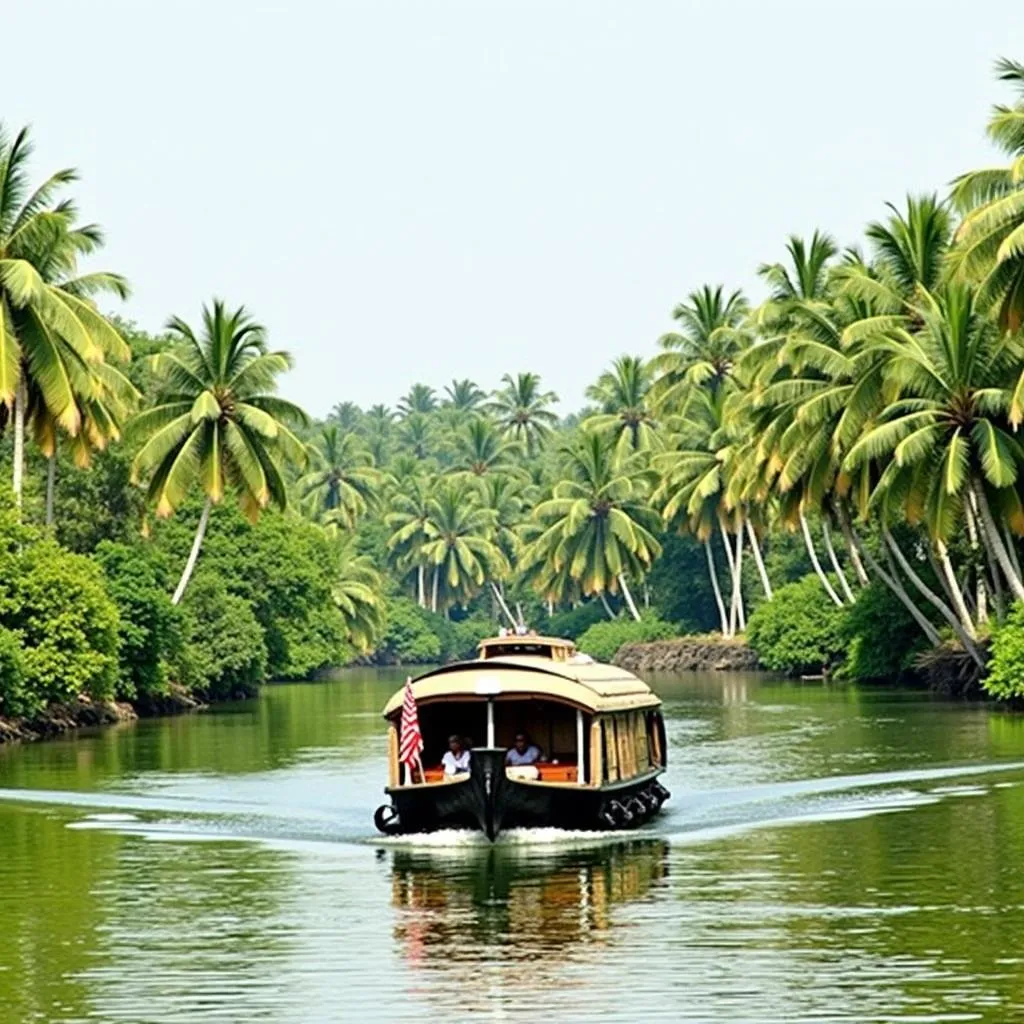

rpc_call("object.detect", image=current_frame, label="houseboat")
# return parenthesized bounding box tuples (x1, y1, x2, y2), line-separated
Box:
(373, 635, 669, 840)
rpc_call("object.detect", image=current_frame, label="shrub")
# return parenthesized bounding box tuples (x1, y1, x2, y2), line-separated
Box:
(840, 579, 929, 682)
(545, 602, 606, 640)
(176, 574, 267, 699)
(93, 542, 182, 699)
(437, 614, 495, 662)
(0, 627, 27, 716)
(745, 575, 847, 674)
(375, 597, 442, 664)
(576, 615, 678, 663)
(984, 601, 1024, 700)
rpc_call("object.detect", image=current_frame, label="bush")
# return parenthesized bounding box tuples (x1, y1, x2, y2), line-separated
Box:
(437, 614, 495, 662)
(576, 615, 678, 663)
(545, 602, 606, 641)
(746, 575, 847, 674)
(840, 579, 929, 682)
(0, 627, 27, 716)
(176, 574, 267, 699)
(375, 597, 442, 664)
(93, 542, 182, 699)
(984, 601, 1024, 700)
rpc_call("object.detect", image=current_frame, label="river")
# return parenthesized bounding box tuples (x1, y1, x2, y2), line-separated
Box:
(3, 669, 1024, 1022)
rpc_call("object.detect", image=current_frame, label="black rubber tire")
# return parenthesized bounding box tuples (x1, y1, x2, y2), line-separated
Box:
(373, 804, 401, 835)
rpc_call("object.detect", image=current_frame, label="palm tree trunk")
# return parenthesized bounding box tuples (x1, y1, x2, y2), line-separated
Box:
(172, 499, 213, 605)
(965, 503, 988, 624)
(618, 574, 641, 622)
(800, 511, 844, 607)
(720, 521, 736, 579)
(746, 520, 773, 600)
(45, 452, 56, 527)
(705, 539, 730, 636)
(12, 377, 26, 509)
(729, 525, 746, 633)
(1004, 523, 1023, 585)
(546, 598, 554, 617)
(934, 539, 977, 639)
(431, 567, 439, 613)
(972, 477, 1024, 601)
(490, 581, 517, 628)
(848, 527, 942, 645)
(835, 501, 869, 587)
(883, 529, 983, 665)
(822, 519, 855, 603)
(599, 591, 615, 620)
(417, 564, 425, 608)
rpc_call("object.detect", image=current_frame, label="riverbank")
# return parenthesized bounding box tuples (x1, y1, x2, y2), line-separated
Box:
(614, 635, 760, 674)
(0, 685, 205, 745)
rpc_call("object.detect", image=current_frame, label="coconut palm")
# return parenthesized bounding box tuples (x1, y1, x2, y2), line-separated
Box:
(129, 300, 309, 604)
(453, 416, 520, 476)
(332, 536, 386, 653)
(443, 378, 486, 412)
(298, 425, 380, 528)
(398, 383, 437, 417)
(522, 432, 661, 620)
(488, 372, 559, 454)
(386, 472, 434, 606)
(650, 285, 750, 408)
(0, 124, 131, 505)
(421, 478, 508, 613)
(329, 400, 361, 431)
(584, 355, 659, 452)
(362, 403, 394, 464)
(950, 58, 1024, 331)
(396, 411, 435, 461)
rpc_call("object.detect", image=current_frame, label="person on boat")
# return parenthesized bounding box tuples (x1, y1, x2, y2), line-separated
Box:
(505, 733, 542, 766)
(441, 734, 471, 775)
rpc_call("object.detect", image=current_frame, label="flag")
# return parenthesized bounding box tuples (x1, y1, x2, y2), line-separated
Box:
(399, 677, 424, 768)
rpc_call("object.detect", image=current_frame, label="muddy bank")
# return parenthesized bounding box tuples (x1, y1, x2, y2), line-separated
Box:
(0, 685, 206, 745)
(614, 635, 761, 674)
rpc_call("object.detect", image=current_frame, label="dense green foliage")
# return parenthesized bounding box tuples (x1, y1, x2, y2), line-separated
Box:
(746, 577, 847, 675)
(576, 616, 678, 664)
(984, 602, 1024, 699)
(840, 581, 932, 683)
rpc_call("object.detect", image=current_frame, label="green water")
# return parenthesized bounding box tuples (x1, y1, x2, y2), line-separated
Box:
(4, 669, 1024, 1022)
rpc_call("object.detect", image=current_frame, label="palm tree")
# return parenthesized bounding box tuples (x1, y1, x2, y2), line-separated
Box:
(386, 472, 434, 606)
(129, 300, 309, 604)
(421, 478, 508, 613)
(950, 58, 1024, 331)
(650, 285, 750, 407)
(396, 411, 435, 461)
(488, 372, 559, 454)
(453, 416, 520, 476)
(522, 433, 661, 620)
(298, 425, 380, 528)
(332, 536, 386, 652)
(329, 400, 361, 431)
(584, 355, 658, 452)
(398, 383, 437, 417)
(0, 124, 131, 506)
(362, 403, 394, 464)
(443, 378, 486, 412)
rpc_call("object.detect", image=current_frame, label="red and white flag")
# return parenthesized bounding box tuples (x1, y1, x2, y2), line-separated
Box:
(399, 677, 424, 768)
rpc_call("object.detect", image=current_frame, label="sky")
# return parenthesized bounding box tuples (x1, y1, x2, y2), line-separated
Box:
(3, 1, 1023, 417)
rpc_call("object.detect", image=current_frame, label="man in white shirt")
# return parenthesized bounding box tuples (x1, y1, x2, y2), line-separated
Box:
(441, 734, 471, 775)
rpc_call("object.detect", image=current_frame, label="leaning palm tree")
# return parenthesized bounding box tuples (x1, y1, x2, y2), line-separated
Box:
(421, 477, 509, 613)
(950, 58, 1024, 331)
(584, 355, 659, 452)
(522, 433, 661, 620)
(129, 300, 309, 604)
(0, 124, 131, 505)
(298, 425, 379, 529)
(488, 372, 559, 454)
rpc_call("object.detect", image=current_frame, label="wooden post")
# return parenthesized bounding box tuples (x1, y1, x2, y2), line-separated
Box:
(388, 723, 399, 788)
(576, 709, 585, 785)
(590, 719, 603, 787)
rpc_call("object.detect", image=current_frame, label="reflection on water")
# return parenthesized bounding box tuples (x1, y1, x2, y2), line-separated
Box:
(4, 671, 1024, 1021)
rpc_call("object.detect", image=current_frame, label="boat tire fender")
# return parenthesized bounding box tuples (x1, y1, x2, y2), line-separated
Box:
(373, 803, 402, 835)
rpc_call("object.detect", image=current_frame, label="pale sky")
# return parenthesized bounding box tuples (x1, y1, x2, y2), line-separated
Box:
(3, 1, 1022, 416)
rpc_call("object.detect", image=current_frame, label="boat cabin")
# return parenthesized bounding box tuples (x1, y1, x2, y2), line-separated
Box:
(381, 636, 665, 789)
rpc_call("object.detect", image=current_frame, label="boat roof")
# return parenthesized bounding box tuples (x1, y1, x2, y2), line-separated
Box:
(382, 654, 661, 717)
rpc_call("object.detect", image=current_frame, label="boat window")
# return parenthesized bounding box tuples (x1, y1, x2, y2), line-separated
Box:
(481, 642, 555, 659)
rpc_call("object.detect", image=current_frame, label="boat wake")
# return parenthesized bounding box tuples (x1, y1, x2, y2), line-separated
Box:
(1, 758, 1022, 852)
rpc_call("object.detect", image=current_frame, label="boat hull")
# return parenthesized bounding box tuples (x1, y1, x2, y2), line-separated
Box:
(376, 747, 669, 840)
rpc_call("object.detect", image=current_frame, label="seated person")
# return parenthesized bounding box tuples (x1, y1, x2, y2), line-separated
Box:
(505, 733, 542, 766)
(441, 734, 471, 776)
